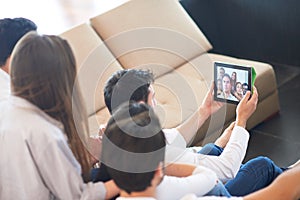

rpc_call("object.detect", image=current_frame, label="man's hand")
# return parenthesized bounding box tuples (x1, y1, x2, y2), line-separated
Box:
(88, 135, 102, 165)
(236, 86, 258, 128)
(98, 124, 106, 137)
(199, 81, 224, 119)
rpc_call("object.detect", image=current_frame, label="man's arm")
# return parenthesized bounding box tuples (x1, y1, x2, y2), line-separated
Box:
(104, 180, 120, 199)
(176, 82, 224, 144)
(164, 163, 199, 177)
(157, 164, 219, 199)
(235, 88, 258, 129)
(191, 88, 258, 181)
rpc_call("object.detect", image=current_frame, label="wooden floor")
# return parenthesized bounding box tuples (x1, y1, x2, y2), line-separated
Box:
(0, 0, 128, 34)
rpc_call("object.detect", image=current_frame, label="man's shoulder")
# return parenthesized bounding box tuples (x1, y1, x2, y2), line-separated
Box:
(0, 69, 10, 83)
(181, 194, 243, 200)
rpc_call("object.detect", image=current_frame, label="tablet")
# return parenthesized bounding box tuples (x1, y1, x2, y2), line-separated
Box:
(214, 62, 254, 105)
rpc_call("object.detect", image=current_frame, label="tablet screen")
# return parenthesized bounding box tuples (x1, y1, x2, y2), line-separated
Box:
(214, 62, 252, 104)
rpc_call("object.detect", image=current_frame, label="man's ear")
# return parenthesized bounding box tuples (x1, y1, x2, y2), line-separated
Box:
(155, 162, 164, 179)
(2, 56, 11, 74)
(146, 85, 157, 107)
(151, 162, 164, 187)
(150, 162, 164, 188)
(146, 93, 151, 106)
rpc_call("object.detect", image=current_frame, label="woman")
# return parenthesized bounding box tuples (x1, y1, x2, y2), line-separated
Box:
(233, 82, 243, 101)
(0, 32, 118, 199)
(231, 72, 237, 92)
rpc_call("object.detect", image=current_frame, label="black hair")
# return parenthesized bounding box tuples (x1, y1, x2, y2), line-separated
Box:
(242, 82, 249, 87)
(101, 102, 165, 194)
(0, 17, 37, 66)
(103, 69, 154, 114)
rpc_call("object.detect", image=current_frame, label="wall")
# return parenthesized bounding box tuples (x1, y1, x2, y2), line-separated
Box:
(180, 0, 300, 67)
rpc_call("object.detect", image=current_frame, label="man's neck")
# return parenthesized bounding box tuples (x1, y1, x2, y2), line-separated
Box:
(120, 187, 156, 199)
(1, 57, 10, 74)
(0, 65, 9, 74)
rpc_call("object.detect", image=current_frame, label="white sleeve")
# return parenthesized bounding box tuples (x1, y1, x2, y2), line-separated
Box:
(196, 126, 250, 182)
(28, 134, 106, 200)
(156, 166, 218, 200)
(0, 70, 10, 100)
(164, 128, 189, 164)
(180, 193, 243, 200)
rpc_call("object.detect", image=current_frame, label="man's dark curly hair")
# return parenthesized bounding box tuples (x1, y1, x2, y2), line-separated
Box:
(104, 69, 154, 114)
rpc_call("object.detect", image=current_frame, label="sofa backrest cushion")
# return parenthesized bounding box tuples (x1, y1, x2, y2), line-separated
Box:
(60, 23, 123, 116)
(90, 0, 212, 78)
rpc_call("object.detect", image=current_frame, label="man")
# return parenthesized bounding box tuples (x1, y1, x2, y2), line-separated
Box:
(102, 102, 300, 200)
(218, 67, 225, 80)
(242, 83, 249, 95)
(217, 73, 238, 101)
(0, 17, 37, 99)
(102, 102, 223, 199)
(101, 69, 284, 196)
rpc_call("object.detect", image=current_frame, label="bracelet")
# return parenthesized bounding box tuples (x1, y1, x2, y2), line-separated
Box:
(93, 162, 100, 169)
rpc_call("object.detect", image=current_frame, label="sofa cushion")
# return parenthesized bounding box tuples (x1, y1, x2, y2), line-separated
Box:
(90, 0, 212, 77)
(142, 53, 279, 144)
(60, 23, 123, 116)
(177, 53, 280, 145)
(153, 69, 208, 128)
(58, 0, 280, 147)
(87, 51, 280, 145)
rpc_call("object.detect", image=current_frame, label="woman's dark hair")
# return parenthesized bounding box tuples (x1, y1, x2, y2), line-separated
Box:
(10, 32, 92, 181)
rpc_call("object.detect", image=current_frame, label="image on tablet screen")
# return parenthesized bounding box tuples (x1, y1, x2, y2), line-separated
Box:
(214, 62, 252, 104)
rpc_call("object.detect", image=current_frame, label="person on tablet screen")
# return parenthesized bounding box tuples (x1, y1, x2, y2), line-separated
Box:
(231, 72, 237, 92)
(233, 82, 243, 101)
(216, 78, 223, 96)
(218, 67, 225, 80)
(217, 73, 238, 101)
(242, 83, 249, 95)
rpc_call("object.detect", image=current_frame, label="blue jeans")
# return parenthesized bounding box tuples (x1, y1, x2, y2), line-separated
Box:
(225, 156, 283, 196)
(205, 181, 231, 197)
(198, 143, 283, 196)
(198, 143, 224, 156)
(199, 143, 231, 197)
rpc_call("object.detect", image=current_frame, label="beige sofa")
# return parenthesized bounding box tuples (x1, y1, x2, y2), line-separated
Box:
(60, 0, 279, 146)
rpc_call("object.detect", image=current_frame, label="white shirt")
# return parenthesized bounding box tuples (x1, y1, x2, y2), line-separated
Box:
(116, 166, 219, 200)
(164, 126, 250, 182)
(117, 198, 156, 200)
(0, 69, 10, 100)
(156, 166, 218, 200)
(0, 96, 106, 200)
(116, 194, 243, 200)
(181, 194, 243, 200)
